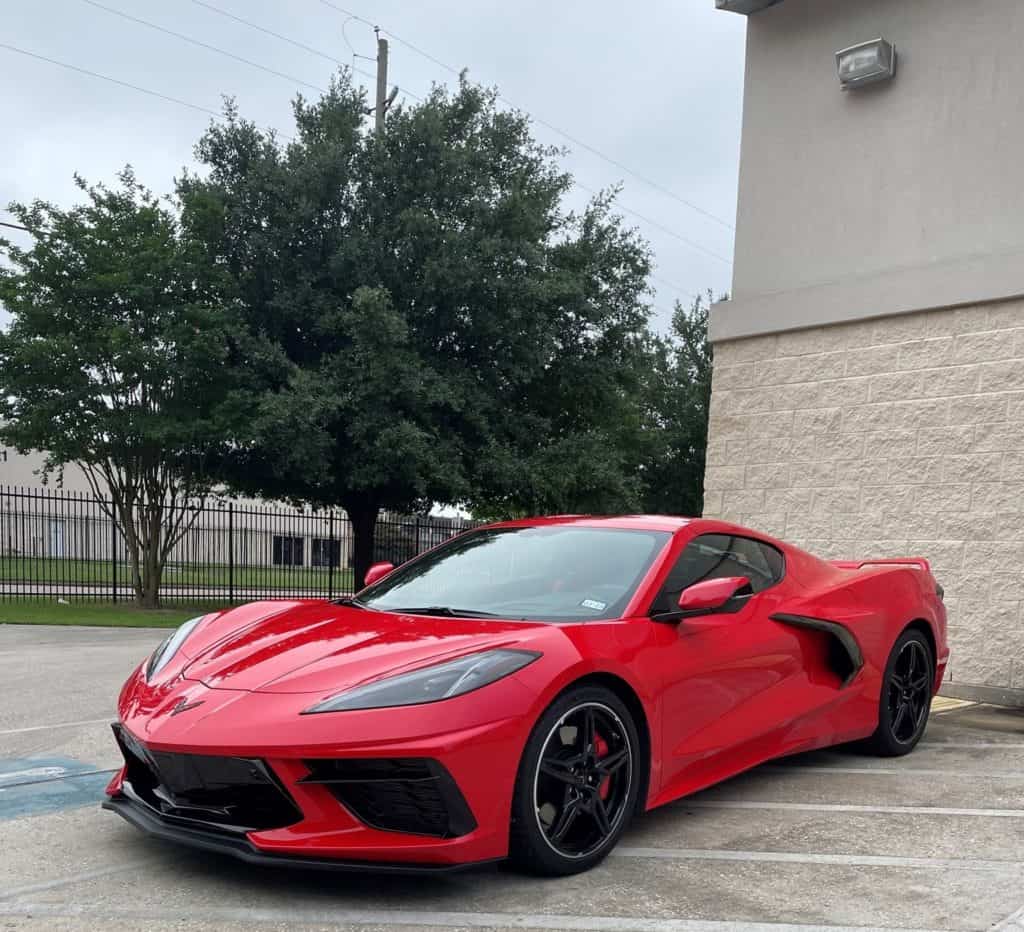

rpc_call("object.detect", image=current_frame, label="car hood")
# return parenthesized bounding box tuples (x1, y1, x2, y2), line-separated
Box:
(181, 600, 547, 695)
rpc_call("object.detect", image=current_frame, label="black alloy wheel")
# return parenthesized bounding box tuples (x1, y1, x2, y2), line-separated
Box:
(888, 638, 932, 744)
(510, 686, 641, 875)
(866, 628, 934, 756)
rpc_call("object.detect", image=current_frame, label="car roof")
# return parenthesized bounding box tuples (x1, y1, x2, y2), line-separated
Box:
(483, 514, 696, 533)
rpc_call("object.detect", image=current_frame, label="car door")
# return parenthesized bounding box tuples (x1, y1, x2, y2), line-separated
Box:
(649, 533, 817, 795)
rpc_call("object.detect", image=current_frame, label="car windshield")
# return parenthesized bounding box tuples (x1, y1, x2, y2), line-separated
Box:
(359, 525, 671, 622)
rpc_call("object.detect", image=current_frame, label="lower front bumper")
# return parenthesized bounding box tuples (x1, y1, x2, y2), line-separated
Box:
(102, 794, 497, 874)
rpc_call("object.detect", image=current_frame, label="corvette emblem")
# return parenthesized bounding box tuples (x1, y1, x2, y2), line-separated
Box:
(169, 697, 205, 717)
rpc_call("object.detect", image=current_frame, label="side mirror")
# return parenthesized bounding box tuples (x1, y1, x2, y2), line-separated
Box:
(363, 562, 395, 587)
(676, 576, 752, 615)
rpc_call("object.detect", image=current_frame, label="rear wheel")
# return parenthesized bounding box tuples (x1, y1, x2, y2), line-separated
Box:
(865, 628, 933, 756)
(509, 685, 640, 875)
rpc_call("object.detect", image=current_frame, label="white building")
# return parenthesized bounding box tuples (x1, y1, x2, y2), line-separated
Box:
(0, 446, 358, 571)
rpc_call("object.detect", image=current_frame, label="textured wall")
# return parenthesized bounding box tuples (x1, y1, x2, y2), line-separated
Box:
(733, 0, 1024, 301)
(717, 0, 1024, 343)
(703, 301, 1024, 693)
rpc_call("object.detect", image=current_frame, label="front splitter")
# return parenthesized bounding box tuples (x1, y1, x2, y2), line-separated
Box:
(102, 795, 499, 875)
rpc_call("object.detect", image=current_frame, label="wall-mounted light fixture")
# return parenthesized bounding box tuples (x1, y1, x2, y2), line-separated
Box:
(836, 38, 897, 90)
(715, 0, 784, 14)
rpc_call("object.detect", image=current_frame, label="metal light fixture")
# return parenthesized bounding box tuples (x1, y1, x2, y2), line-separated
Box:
(715, 0, 784, 13)
(836, 38, 897, 90)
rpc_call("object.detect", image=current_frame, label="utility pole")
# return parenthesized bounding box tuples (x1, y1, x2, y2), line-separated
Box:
(374, 29, 389, 134)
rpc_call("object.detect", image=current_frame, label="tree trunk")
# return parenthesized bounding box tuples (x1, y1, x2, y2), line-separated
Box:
(140, 503, 164, 608)
(113, 499, 146, 605)
(347, 500, 379, 591)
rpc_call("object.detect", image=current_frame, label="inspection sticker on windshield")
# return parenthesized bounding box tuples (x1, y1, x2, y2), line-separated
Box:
(580, 598, 607, 612)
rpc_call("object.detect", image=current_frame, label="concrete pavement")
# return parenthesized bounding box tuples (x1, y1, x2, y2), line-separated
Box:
(1, 623, 1023, 932)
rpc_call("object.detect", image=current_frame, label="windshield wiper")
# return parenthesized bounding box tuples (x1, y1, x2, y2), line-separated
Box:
(331, 597, 374, 611)
(388, 605, 503, 618)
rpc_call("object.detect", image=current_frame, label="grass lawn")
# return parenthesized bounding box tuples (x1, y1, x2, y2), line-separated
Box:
(0, 600, 237, 628)
(0, 556, 354, 592)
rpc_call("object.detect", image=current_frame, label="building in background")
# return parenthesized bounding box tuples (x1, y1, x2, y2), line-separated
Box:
(0, 445, 468, 579)
(707, 0, 1024, 705)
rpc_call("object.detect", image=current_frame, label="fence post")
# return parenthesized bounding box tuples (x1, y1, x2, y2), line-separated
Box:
(415, 518, 422, 554)
(327, 510, 335, 600)
(228, 502, 234, 604)
(111, 507, 118, 603)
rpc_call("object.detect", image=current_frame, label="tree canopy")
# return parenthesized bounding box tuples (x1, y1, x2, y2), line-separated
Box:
(0, 169, 239, 606)
(0, 72, 717, 605)
(179, 76, 655, 584)
(636, 294, 714, 517)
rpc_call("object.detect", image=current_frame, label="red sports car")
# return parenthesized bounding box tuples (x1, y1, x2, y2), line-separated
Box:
(104, 515, 948, 876)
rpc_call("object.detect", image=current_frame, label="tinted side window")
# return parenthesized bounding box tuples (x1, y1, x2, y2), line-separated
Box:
(649, 534, 784, 614)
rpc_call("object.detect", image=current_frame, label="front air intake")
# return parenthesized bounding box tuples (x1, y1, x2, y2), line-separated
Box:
(300, 757, 477, 838)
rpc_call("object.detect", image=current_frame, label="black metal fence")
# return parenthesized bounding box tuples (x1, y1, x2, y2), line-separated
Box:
(0, 485, 475, 604)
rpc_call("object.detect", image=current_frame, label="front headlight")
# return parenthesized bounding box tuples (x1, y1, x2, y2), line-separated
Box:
(146, 615, 205, 681)
(302, 648, 541, 713)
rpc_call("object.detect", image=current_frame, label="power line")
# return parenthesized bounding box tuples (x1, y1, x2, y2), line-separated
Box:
(574, 181, 731, 266)
(0, 42, 294, 140)
(318, 0, 735, 234)
(190, 0, 343, 67)
(187, 0, 422, 102)
(1, 42, 219, 118)
(185, 4, 723, 279)
(1, 220, 31, 234)
(74, 0, 731, 266)
(80, 0, 327, 94)
(649, 272, 701, 303)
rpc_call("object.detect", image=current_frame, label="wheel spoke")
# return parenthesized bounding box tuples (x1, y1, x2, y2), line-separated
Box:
(910, 672, 930, 691)
(893, 700, 910, 737)
(592, 796, 611, 835)
(549, 795, 580, 842)
(540, 759, 579, 786)
(597, 748, 628, 776)
(581, 708, 596, 755)
(889, 673, 907, 691)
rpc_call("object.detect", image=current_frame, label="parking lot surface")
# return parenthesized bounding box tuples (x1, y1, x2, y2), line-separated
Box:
(1, 623, 1022, 932)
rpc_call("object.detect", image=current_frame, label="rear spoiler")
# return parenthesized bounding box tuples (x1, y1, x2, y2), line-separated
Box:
(828, 557, 932, 573)
(829, 557, 943, 600)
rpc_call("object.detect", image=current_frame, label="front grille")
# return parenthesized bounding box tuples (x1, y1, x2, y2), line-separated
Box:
(300, 757, 477, 838)
(113, 724, 301, 832)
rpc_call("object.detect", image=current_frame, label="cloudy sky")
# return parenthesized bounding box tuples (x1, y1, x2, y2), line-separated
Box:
(2, 0, 746, 331)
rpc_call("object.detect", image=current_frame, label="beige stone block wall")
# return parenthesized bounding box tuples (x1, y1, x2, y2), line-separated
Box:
(703, 300, 1024, 696)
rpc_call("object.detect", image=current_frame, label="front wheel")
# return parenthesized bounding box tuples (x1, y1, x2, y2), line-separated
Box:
(509, 686, 641, 876)
(865, 628, 934, 756)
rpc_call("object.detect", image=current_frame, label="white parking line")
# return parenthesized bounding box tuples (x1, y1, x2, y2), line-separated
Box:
(924, 742, 1024, 750)
(764, 765, 1024, 779)
(683, 801, 1024, 817)
(0, 717, 111, 736)
(0, 863, 151, 902)
(0, 766, 68, 786)
(0, 903, 955, 932)
(614, 847, 1023, 872)
(992, 904, 1024, 931)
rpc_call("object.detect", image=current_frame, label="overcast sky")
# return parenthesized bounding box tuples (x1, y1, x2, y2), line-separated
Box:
(2, 0, 746, 331)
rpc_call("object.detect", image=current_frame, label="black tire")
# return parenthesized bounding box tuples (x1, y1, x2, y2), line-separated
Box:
(865, 628, 934, 757)
(509, 685, 641, 876)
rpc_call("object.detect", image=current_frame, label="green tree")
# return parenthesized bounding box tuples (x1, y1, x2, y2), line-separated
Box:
(179, 76, 653, 585)
(0, 170, 238, 607)
(636, 293, 714, 517)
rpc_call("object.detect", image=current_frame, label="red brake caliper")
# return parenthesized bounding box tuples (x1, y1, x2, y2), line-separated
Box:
(594, 733, 611, 800)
